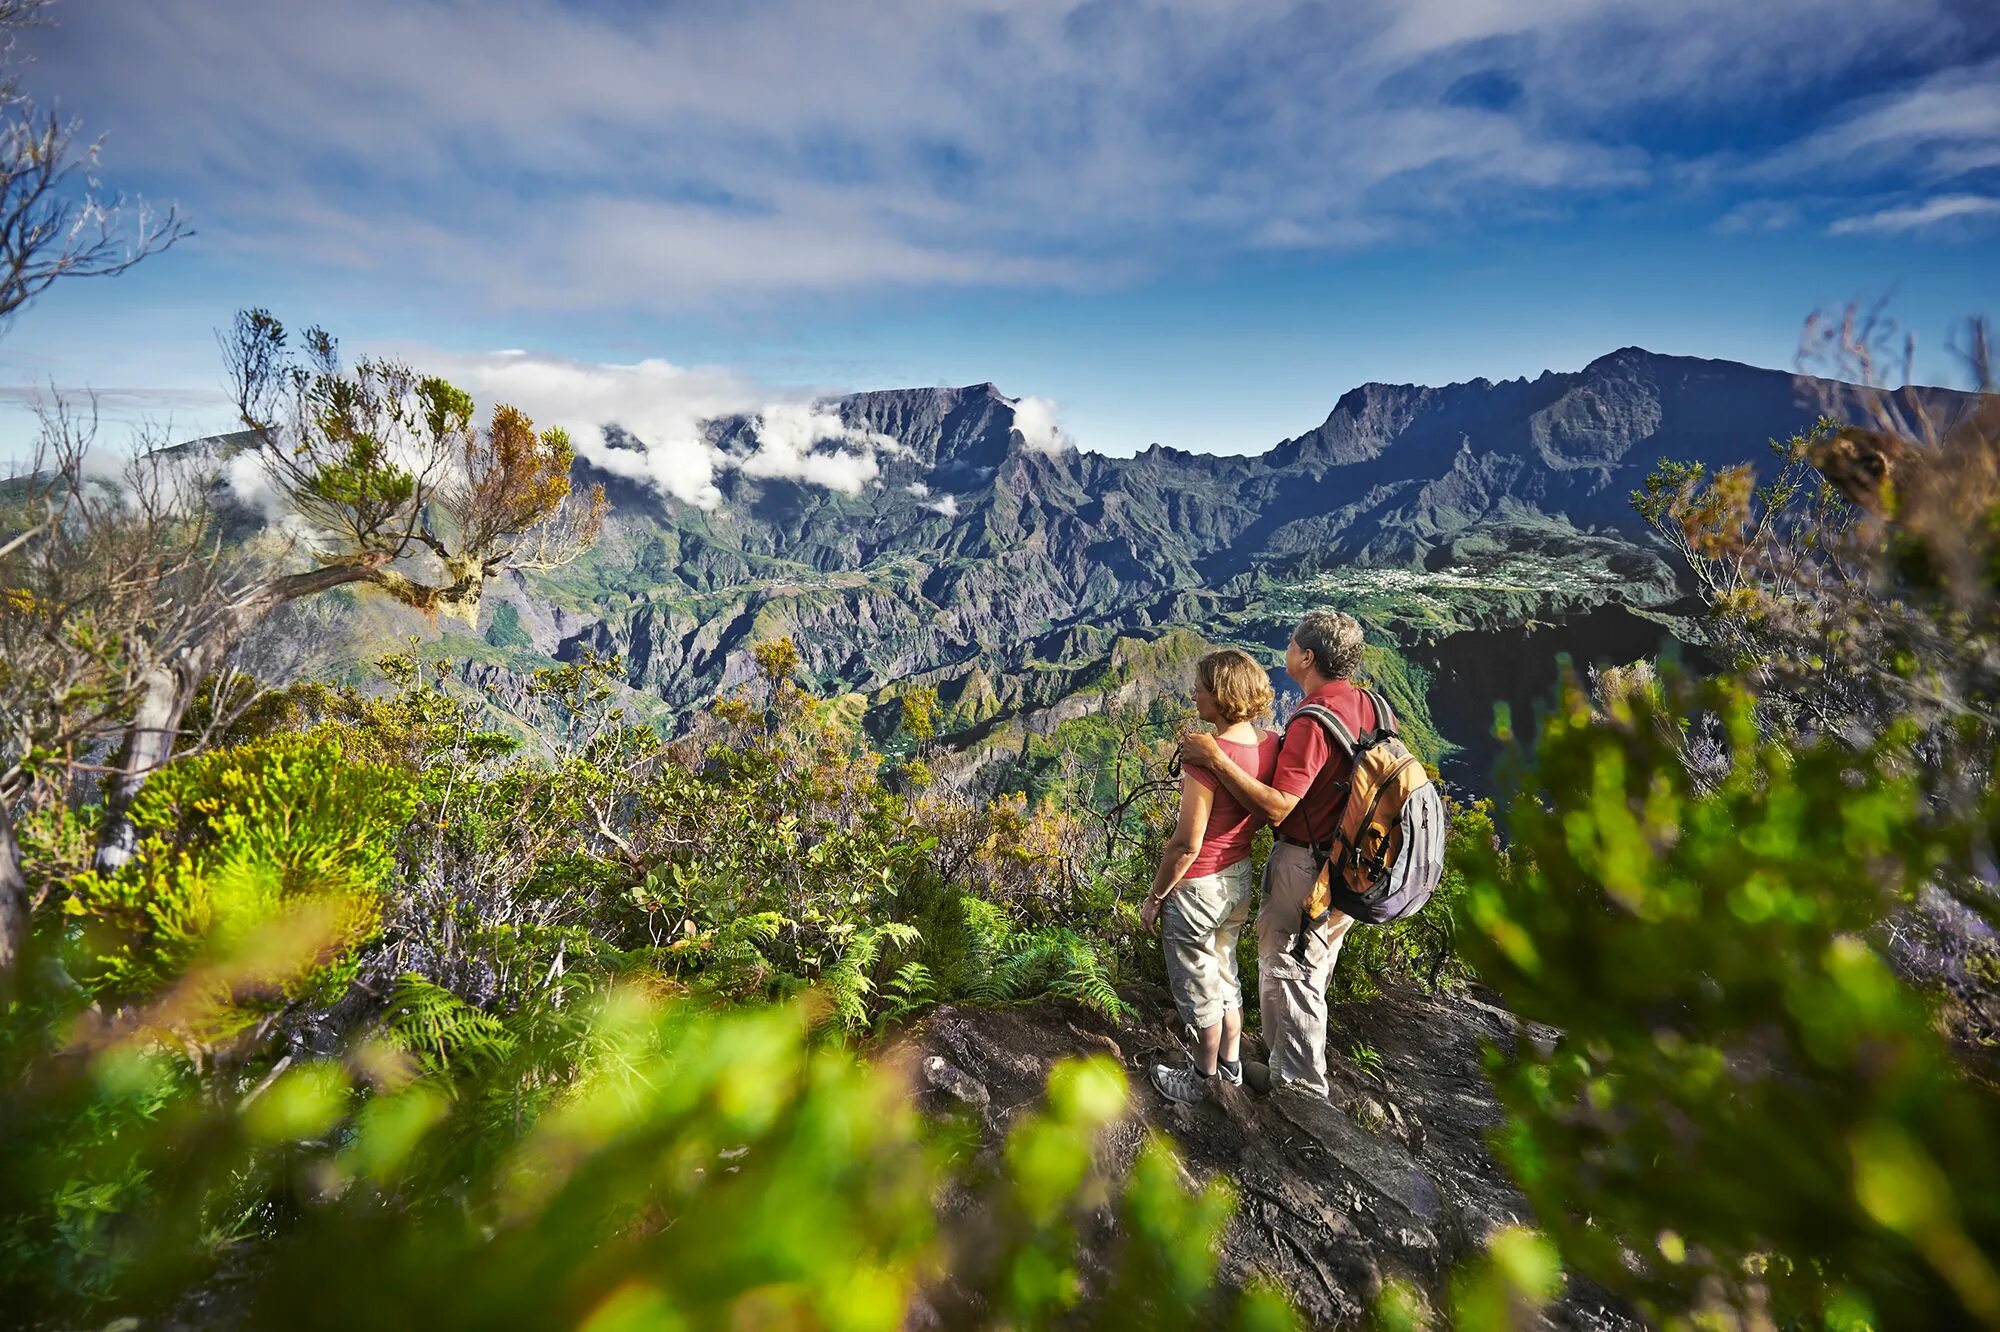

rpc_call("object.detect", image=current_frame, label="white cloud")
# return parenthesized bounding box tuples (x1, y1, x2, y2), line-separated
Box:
(424, 350, 748, 508)
(902, 481, 930, 497)
(924, 494, 960, 519)
(220, 447, 298, 529)
(416, 349, 909, 509)
(1828, 193, 2000, 236)
(1010, 395, 1073, 455)
(1711, 200, 1801, 234)
(733, 402, 892, 495)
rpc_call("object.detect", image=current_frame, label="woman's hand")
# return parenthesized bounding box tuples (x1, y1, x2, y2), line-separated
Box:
(1140, 891, 1167, 933)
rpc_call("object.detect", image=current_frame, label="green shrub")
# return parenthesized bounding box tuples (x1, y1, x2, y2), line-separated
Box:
(1455, 675, 2000, 1326)
(484, 601, 533, 649)
(5, 641, 1307, 1324)
(0, 983, 1275, 1327)
(64, 729, 417, 1006)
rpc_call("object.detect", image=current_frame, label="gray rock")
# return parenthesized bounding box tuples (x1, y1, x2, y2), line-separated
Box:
(921, 1054, 990, 1108)
(1274, 1089, 1442, 1223)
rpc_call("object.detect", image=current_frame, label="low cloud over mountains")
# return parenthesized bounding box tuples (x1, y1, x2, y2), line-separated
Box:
(421, 348, 1071, 510)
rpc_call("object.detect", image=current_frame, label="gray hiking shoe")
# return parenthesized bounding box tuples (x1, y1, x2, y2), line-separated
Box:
(1217, 1058, 1243, 1087)
(1149, 1061, 1214, 1105)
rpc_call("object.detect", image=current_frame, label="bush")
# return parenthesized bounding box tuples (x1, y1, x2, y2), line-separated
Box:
(1455, 672, 2000, 1326)
(64, 730, 417, 1008)
(0, 617, 1328, 1323)
(0, 978, 1276, 1328)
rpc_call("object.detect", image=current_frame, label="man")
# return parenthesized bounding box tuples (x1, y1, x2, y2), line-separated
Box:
(1179, 610, 1373, 1099)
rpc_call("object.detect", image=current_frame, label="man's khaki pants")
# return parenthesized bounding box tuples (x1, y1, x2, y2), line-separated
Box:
(1255, 840, 1355, 1098)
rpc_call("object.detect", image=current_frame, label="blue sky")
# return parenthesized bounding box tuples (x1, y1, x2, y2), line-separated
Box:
(2, 0, 1997, 473)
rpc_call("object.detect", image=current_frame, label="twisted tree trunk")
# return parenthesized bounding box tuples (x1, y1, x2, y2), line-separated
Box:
(0, 802, 28, 1000)
(92, 554, 394, 873)
(92, 654, 217, 872)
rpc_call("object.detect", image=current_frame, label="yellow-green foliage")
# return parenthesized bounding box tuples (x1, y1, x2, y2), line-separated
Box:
(65, 729, 416, 1003)
(1455, 675, 2000, 1327)
(1354, 643, 1453, 768)
(898, 684, 939, 741)
(0, 985, 1268, 1329)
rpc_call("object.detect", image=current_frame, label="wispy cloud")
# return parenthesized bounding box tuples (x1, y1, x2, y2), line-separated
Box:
(1828, 193, 2000, 236)
(417, 349, 919, 509)
(0, 384, 232, 414)
(26, 0, 1994, 312)
(1711, 200, 1802, 234)
(1755, 58, 2000, 184)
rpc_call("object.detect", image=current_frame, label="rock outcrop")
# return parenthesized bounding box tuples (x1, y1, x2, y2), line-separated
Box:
(894, 984, 1639, 1328)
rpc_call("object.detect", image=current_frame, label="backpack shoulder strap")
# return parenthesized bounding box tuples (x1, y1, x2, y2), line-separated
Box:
(1364, 689, 1400, 740)
(1291, 702, 1359, 758)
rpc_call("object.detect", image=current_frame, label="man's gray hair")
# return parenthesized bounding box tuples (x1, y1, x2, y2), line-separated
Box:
(1294, 610, 1364, 680)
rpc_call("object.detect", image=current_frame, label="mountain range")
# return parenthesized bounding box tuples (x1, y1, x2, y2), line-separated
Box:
(281, 347, 1935, 791)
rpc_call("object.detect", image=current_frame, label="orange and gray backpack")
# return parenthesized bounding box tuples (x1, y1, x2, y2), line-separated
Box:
(1288, 691, 1447, 958)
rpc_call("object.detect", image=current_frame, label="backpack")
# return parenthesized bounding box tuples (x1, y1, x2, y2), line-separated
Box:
(1286, 690, 1447, 958)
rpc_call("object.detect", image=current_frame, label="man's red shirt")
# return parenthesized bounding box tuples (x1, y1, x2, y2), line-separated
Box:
(1270, 679, 1378, 844)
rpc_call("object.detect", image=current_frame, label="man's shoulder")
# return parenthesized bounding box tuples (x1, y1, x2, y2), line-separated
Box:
(1302, 679, 1374, 726)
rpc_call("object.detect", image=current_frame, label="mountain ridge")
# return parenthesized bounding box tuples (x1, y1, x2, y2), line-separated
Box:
(244, 347, 1976, 791)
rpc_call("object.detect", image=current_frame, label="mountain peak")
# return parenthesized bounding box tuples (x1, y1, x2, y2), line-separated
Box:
(830, 382, 1022, 473)
(1584, 346, 1658, 371)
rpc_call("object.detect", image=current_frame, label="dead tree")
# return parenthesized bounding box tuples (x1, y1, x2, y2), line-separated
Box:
(91, 311, 607, 870)
(0, 403, 234, 988)
(0, 0, 190, 988)
(0, 0, 186, 330)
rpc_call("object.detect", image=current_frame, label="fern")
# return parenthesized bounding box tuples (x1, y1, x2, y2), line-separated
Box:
(995, 927, 1131, 1021)
(821, 921, 923, 1033)
(901, 883, 1130, 1019)
(380, 974, 518, 1076)
(676, 910, 794, 1002)
(725, 912, 789, 947)
(878, 962, 935, 1029)
(953, 895, 1015, 1005)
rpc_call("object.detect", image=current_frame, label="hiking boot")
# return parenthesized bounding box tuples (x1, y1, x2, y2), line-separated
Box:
(1217, 1057, 1243, 1087)
(1149, 1061, 1214, 1105)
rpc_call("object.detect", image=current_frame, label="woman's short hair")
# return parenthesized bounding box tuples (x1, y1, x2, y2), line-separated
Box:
(1293, 610, 1364, 680)
(1196, 648, 1274, 724)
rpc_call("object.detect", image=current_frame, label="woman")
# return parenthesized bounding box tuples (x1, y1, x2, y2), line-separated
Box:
(1141, 648, 1280, 1104)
